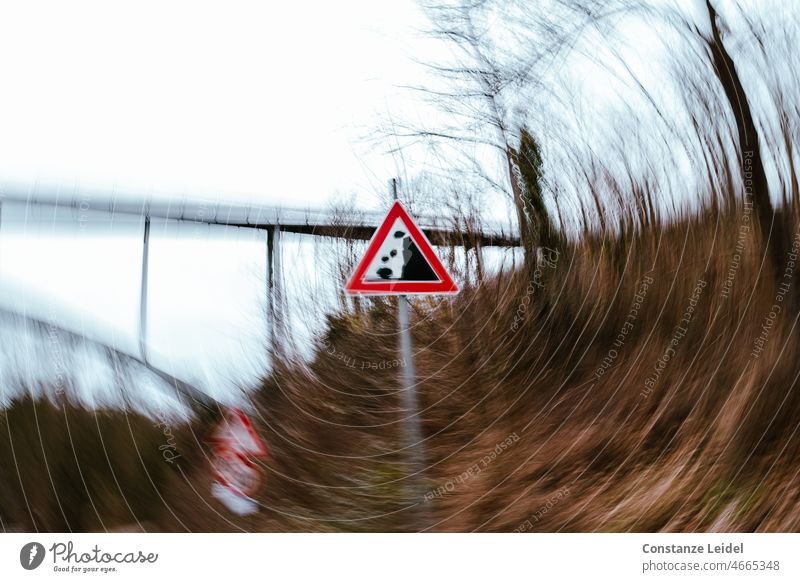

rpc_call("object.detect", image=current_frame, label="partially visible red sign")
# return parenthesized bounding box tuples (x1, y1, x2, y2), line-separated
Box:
(211, 448, 263, 497)
(208, 408, 268, 513)
(208, 408, 268, 458)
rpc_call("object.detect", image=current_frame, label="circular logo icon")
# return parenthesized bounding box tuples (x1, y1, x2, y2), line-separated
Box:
(20, 542, 46, 570)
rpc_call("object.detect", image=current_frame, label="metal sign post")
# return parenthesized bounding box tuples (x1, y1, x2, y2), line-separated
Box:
(391, 179, 430, 529)
(397, 288, 429, 527)
(344, 178, 458, 530)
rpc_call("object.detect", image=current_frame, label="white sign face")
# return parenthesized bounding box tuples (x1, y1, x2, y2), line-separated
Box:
(211, 449, 262, 496)
(362, 218, 441, 283)
(211, 481, 259, 516)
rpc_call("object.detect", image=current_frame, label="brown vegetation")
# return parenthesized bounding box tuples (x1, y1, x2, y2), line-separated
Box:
(239, 202, 800, 532)
(2, 0, 799, 534)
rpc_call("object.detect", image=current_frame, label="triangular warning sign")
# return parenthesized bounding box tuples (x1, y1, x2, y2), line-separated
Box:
(345, 201, 458, 295)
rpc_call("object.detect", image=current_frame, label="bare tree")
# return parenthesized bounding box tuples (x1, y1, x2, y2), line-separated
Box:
(399, 0, 534, 262)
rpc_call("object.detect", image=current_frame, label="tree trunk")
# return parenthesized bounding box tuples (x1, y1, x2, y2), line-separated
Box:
(705, 0, 781, 268)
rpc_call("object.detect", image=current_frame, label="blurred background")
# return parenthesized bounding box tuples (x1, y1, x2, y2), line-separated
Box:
(2, 0, 800, 532)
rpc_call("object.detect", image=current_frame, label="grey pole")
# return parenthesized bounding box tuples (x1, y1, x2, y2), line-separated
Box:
(139, 216, 151, 364)
(273, 225, 283, 338)
(266, 225, 283, 361)
(392, 178, 430, 529)
(266, 227, 275, 357)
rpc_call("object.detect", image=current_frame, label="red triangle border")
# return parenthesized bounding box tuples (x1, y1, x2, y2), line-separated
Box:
(345, 201, 459, 295)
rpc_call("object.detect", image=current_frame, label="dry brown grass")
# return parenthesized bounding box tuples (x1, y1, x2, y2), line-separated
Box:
(233, 203, 800, 532)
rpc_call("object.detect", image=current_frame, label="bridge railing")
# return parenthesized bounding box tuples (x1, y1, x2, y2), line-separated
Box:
(0, 184, 521, 412)
(0, 185, 520, 247)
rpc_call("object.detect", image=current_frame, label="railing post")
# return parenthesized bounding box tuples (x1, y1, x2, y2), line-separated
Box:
(266, 225, 283, 360)
(139, 216, 150, 364)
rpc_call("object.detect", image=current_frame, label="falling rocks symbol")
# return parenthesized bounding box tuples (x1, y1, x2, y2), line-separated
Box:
(376, 229, 438, 281)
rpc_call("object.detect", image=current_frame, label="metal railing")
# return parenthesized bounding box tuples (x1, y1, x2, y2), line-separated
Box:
(0, 184, 521, 412)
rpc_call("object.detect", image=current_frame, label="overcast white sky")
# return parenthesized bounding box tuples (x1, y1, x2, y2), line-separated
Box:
(0, 1, 504, 403)
(0, 0, 432, 208)
(1, 0, 794, 404)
